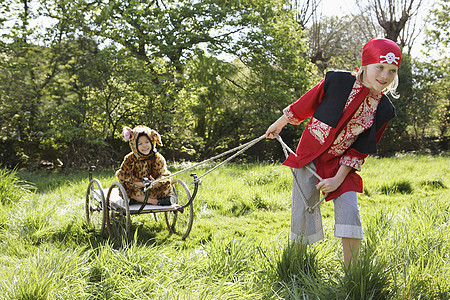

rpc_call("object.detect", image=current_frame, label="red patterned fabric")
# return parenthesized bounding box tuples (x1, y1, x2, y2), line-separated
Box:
(329, 83, 382, 162)
(282, 76, 390, 201)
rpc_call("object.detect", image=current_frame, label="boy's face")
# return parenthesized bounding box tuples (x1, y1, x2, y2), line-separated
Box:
(364, 63, 398, 94)
(137, 135, 152, 155)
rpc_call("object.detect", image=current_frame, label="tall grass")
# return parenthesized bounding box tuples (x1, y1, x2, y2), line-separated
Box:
(0, 167, 35, 205)
(0, 155, 448, 299)
(1, 247, 90, 299)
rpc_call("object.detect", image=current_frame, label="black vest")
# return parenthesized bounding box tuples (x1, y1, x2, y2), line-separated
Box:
(313, 71, 396, 154)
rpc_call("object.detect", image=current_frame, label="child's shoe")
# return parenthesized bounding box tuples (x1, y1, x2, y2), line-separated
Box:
(157, 195, 176, 206)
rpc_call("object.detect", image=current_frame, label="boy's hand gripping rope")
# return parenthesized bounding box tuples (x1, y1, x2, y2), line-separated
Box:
(145, 133, 326, 213)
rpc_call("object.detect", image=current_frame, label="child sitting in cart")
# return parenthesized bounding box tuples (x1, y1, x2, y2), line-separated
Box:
(116, 125, 174, 206)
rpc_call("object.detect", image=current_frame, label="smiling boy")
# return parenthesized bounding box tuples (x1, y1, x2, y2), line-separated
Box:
(266, 38, 401, 268)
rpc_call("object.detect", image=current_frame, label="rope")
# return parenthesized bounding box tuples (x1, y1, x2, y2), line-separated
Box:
(272, 134, 322, 180)
(144, 134, 266, 191)
(145, 133, 327, 213)
(273, 134, 327, 213)
(195, 134, 266, 180)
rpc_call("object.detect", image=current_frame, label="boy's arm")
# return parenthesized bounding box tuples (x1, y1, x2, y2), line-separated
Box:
(315, 164, 353, 194)
(340, 120, 391, 172)
(324, 121, 390, 193)
(284, 78, 326, 123)
(265, 115, 289, 139)
(266, 78, 326, 139)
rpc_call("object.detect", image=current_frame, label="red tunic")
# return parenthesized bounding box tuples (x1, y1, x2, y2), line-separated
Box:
(283, 74, 391, 201)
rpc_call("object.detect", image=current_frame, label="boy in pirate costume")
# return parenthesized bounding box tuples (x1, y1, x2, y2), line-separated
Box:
(116, 125, 174, 206)
(266, 38, 401, 268)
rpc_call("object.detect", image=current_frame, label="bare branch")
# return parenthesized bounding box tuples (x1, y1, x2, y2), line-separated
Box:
(366, 0, 427, 46)
(291, 0, 322, 29)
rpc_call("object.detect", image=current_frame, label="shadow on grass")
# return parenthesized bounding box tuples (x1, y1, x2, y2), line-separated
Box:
(86, 224, 169, 250)
(47, 215, 179, 252)
(266, 221, 401, 299)
(419, 179, 447, 190)
(380, 180, 413, 195)
(17, 168, 116, 194)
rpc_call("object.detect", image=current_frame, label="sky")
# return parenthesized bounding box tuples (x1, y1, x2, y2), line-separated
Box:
(317, 0, 431, 58)
(320, 0, 355, 17)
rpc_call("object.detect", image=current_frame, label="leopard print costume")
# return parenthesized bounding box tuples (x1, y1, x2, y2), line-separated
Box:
(116, 125, 172, 200)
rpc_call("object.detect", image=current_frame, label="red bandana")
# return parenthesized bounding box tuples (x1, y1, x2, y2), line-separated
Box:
(362, 38, 402, 67)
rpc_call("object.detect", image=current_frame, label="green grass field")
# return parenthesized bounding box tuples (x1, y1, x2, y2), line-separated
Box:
(0, 155, 448, 299)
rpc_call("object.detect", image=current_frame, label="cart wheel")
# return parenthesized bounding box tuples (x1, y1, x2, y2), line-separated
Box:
(106, 182, 131, 240)
(85, 179, 106, 234)
(165, 179, 194, 240)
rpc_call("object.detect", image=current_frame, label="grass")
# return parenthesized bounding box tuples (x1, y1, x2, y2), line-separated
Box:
(0, 167, 35, 205)
(0, 155, 448, 299)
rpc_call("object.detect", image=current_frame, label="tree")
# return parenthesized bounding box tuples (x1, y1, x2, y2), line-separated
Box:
(0, 0, 121, 167)
(87, 0, 315, 161)
(290, 0, 321, 29)
(362, 0, 426, 50)
(411, 0, 449, 150)
(225, 1, 313, 159)
(0, 0, 54, 166)
(82, 0, 267, 156)
(410, 60, 447, 149)
(90, 0, 250, 81)
(306, 14, 384, 75)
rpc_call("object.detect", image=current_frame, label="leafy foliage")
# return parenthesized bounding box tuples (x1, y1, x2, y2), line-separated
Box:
(0, 0, 447, 169)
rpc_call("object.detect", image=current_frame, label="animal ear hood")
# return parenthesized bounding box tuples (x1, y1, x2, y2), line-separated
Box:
(124, 125, 162, 160)
(150, 129, 163, 147)
(122, 126, 133, 141)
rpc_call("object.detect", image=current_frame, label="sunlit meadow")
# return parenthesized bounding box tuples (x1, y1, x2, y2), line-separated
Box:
(0, 155, 448, 299)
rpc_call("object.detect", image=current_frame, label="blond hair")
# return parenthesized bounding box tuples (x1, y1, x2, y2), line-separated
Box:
(353, 66, 400, 98)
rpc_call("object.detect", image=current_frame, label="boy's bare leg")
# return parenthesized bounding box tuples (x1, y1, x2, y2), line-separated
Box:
(133, 194, 158, 205)
(342, 237, 361, 269)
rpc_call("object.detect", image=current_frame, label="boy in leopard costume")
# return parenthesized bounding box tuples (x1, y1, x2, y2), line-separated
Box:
(116, 125, 174, 206)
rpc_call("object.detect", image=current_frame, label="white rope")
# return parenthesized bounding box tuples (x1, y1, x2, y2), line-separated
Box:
(145, 134, 266, 191)
(195, 134, 266, 180)
(272, 134, 323, 181)
(273, 133, 327, 213)
(144, 133, 327, 213)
